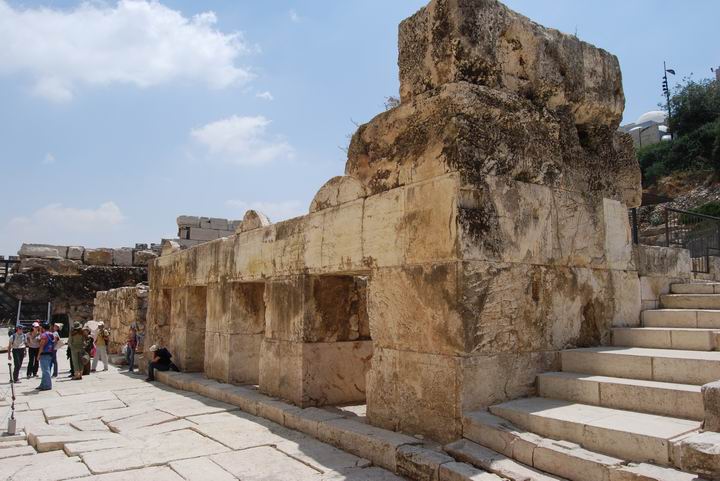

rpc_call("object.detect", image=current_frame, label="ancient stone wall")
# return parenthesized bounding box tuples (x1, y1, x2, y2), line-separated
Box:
(93, 284, 148, 354)
(146, 0, 642, 443)
(4, 258, 147, 326)
(19, 243, 158, 267)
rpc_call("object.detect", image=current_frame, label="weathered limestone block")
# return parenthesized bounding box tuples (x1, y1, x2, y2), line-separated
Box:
(309, 175, 367, 213)
(209, 217, 229, 230)
(347, 82, 640, 207)
(112, 247, 133, 266)
(458, 261, 636, 355)
(188, 227, 221, 241)
(367, 347, 461, 443)
(206, 281, 265, 335)
(396, 444, 456, 481)
(67, 246, 84, 261)
(93, 285, 148, 354)
(83, 248, 113, 266)
(702, 381, 720, 432)
(176, 215, 200, 227)
(634, 245, 692, 279)
(160, 240, 182, 257)
(259, 338, 303, 402)
(317, 200, 364, 271)
(302, 340, 373, 406)
(675, 431, 720, 480)
(239, 210, 271, 232)
(19, 243, 68, 259)
(460, 351, 559, 411)
(133, 249, 158, 266)
(19, 257, 81, 276)
(398, 0, 624, 128)
(459, 177, 634, 270)
(369, 263, 465, 355)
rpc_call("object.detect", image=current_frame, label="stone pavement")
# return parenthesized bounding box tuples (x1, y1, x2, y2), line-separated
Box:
(0, 347, 408, 481)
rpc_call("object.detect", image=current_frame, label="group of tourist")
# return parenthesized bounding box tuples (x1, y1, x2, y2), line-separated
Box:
(7, 321, 61, 390)
(8, 320, 177, 390)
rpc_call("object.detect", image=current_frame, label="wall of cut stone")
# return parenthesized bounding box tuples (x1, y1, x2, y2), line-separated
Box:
(145, 0, 643, 444)
(18, 243, 158, 267)
(93, 284, 148, 354)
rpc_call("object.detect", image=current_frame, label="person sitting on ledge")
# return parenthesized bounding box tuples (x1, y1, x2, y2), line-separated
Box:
(145, 344, 178, 382)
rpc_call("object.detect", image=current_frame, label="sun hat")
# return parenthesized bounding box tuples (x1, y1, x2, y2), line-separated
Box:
(73, 321, 82, 330)
(149, 345, 158, 352)
(98, 321, 105, 326)
(32, 321, 40, 327)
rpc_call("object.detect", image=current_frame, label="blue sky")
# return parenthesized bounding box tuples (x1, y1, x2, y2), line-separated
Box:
(0, 0, 718, 255)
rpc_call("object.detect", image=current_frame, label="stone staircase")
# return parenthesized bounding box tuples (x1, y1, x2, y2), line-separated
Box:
(449, 281, 720, 481)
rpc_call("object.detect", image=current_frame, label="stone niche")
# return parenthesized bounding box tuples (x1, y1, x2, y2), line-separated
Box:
(259, 274, 372, 407)
(145, 0, 642, 444)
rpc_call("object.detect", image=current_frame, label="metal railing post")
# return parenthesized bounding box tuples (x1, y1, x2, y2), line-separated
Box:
(665, 208, 670, 247)
(631, 208, 639, 244)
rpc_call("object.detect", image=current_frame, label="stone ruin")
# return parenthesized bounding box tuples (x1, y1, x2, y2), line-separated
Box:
(93, 284, 148, 355)
(91, 1, 720, 478)
(145, 0, 640, 445)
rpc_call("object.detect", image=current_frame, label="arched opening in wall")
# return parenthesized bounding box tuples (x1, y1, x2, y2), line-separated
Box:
(304, 274, 372, 407)
(205, 281, 266, 385)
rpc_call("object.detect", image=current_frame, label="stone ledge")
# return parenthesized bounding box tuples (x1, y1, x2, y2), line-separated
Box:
(153, 370, 494, 480)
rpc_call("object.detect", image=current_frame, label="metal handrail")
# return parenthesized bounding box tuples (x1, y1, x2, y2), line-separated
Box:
(666, 207, 720, 222)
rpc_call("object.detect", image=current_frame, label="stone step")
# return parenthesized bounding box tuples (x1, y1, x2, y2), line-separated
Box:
(642, 309, 720, 329)
(488, 397, 701, 467)
(445, 439, 566, 481)
(560, 347, 720, 385)
(461, 410, 705, 481)
(612, 327, 720, 351)
(661, 294, 720, 310)
(537, 372, 703, 420)
(671, 283, 720, 294)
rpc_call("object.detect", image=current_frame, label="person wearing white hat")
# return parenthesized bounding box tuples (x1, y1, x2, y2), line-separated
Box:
(91, 321, 110, 372)
(146, 344, 176, 381)
(26, 321, 41, 378)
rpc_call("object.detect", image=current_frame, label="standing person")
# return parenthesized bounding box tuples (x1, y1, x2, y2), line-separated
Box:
(126, 327, 137, 373)
(36, 323, 55, 391)
(7, 325, 26, 383)
(26, 321, 41, 378)
(50, 323, 63, 378)
(82, 327, 93, 376)
(91, 321, 110, 372)
(68, 322, 85, 380)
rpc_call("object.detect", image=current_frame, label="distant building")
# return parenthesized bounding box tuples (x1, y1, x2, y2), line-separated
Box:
(620, 110, 670, 148)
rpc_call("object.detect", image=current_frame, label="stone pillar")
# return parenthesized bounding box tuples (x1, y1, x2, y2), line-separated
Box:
(170, 285, 207, 372)
(205, 281, 266, 384)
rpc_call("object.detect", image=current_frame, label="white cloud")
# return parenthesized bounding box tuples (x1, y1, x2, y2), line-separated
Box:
(41, 152, 56, 165)
(191, 115, 293, 165)
(288, 9, 301, 23)
(0, 0, 253, 102)
(225, 200, 305, 223)
(256, 91, 274, 101)
(3, 202, 127, 253)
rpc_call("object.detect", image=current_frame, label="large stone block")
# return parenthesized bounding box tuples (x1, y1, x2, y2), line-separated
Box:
(676, 431, 720, 480)
(366, 347, 462, 443)
(84, 248, 113, 266)
(258, 338, 303, 403)
(460, 351, 559, 411)
(458, 261, 629, 355)
(18, 243, 68, 259)
(188, 227, 221, 241)
(302, 340, 373, 406)
(134, 249, 158, 266)
(67, 246, 84, 261)
(361, 188, 406, 268)
(702, 381, 720, 432)
(368, 263, 466, 355)
(634, 245, 692, 278)
(228, 333, 263, 384)
(398, 0, 624, 128)
(112, 247, 133, 266)
(347, 82, 640, 207)
(206, 281, 265, 336)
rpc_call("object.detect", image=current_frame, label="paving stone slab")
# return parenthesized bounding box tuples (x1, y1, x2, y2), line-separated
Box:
(106, 409, 177, 432)
(71, 419, 111, 432)
(28, 391, 117, 410)
(169, 456, 237, 481)
(155, 396, 238, 418)
(80, 429, 229, 474)
(437, 462, 505, 481)
(64, 437, 137, 456)
(322, 467, 410, 480)
(125, 419, 196, 439)
(7, 453, 91, 481)
(276, 437, 371, 475)
(0, 444, 36, 459)
(72, 466, 185, 481)
(32, 430, 120, 452)
(44, 399, 127, 420)
(211, 445, 322, 480)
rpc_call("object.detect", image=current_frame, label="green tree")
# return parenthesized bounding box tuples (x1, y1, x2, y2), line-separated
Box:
(669, 77, 720, 137)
